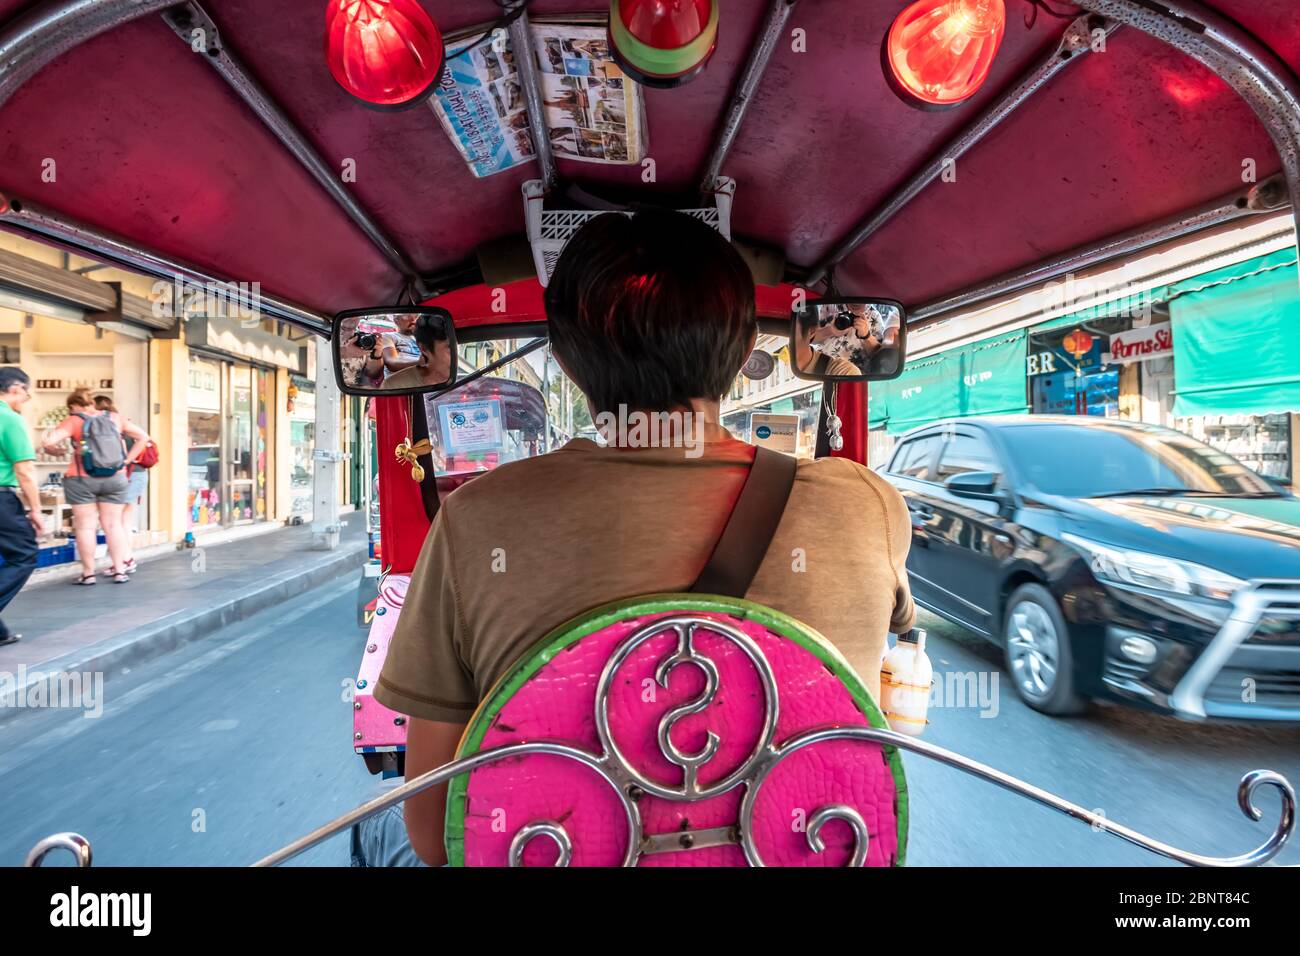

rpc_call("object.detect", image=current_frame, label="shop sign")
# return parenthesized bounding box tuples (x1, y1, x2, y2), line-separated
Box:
(1108, 321, 1173, 365)
(751, 413, 799, 455)
(1025, 351, 1059, 376)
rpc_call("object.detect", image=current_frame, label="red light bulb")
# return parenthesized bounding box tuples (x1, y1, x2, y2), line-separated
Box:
(885, 0, 1006, 108)
(325, 0, 445, 109)
(609, 0, 719, 89)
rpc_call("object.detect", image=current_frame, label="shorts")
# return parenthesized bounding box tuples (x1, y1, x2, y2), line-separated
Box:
(63, 472, 129, 506)
(125, 467, 148, 504)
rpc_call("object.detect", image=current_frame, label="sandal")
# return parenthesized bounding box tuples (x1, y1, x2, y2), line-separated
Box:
(74, 573, 97, 586)
(112, 570, 130, 583)
(0, 634, 19, 648)
(101, 559, 138, 577)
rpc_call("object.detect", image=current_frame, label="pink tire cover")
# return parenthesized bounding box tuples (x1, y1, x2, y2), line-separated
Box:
(446, 595, 907, 867)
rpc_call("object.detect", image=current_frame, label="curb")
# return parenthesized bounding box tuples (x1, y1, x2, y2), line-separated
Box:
(0, 544, 369, 722)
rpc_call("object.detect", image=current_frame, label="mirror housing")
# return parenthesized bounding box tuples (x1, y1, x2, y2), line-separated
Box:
(333, 307, 457, 397)
(789, 296, 907, 381)
(944, 471, 1003, 502)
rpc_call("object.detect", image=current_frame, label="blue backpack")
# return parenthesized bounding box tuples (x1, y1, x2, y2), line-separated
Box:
(73, 412, 126, 478)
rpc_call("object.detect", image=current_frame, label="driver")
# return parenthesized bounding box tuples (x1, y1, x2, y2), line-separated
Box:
(383, 313, 454, 390)
(374, 209, 915, 866)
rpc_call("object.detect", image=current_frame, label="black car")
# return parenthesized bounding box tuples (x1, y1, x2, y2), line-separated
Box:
(880, 416, 1300, 721)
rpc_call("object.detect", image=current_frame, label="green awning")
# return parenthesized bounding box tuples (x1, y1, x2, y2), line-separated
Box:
(1171, 251, 1300, 417)
(870, 330, 1029, 434)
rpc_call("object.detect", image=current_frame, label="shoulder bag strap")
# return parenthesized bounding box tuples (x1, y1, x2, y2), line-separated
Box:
(690, 446, 798, 599)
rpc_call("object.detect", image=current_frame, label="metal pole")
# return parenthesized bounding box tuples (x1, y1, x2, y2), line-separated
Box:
(1073, 0, 1300, 215)
(0, 193, 332, 335)
(507, 2, 557, 189)
(806, 15, 1113, 288)
(0, 0, 175, 109)
(911, 176, 1290, 322)
(159, 3, 425, 292)
(311, 341, 343, 551)
(699, 0, 799, 193)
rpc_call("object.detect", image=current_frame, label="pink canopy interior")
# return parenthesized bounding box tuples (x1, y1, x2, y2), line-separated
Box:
(1, 0, 1295, 320)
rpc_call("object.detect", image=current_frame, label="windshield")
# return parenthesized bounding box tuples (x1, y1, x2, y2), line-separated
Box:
(996, 423, 1279, 498)
(423, 339, 559, 478)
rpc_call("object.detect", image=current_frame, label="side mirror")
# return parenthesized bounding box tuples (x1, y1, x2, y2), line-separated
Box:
(944, 471, 1003, 502)
(789, 297, 907, 381)
(333, 307, 457, 397)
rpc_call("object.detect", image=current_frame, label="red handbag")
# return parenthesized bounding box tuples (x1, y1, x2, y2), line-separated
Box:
(133, 440, 159, 469)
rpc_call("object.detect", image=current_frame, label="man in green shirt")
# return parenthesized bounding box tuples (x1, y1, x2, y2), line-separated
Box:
(0, 367, 45, 646)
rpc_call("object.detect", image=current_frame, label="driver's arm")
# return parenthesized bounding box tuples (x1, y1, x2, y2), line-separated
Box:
(402, 719, 466, 866)
(374, 509, 478, 865)
(381, 334, 422, 374)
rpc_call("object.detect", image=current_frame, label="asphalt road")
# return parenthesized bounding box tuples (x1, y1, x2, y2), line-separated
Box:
(1, 584, 1296, 867)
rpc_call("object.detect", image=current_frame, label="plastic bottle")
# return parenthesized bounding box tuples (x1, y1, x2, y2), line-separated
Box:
(881, 628, 932, 736)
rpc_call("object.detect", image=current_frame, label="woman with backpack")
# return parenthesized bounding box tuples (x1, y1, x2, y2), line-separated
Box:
(41, 389, 152, 584)
(93, 395, 155, 574)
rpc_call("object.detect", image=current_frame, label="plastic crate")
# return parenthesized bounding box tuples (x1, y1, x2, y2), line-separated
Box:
(523, 176, 734, 286)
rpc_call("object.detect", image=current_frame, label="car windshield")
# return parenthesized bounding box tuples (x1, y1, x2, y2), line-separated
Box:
(996, 423, 1281, 498)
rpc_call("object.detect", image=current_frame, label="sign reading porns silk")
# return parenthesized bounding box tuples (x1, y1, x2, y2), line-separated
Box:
(1109, 321, 1173, 365)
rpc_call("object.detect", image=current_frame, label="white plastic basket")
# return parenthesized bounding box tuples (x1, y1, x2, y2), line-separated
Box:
(523, 177, 735, 286)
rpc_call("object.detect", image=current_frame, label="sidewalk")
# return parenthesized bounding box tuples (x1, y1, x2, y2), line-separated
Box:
(0, 519, 369, 717)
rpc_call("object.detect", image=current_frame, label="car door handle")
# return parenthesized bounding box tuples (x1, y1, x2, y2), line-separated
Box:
(908, 504, 933, 519)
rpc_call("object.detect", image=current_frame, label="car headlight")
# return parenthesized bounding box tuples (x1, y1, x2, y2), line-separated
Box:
(1061, 533, 1246, 602)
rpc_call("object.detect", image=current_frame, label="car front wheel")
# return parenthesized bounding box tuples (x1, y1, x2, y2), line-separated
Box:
(1003, 583, 1086, 716)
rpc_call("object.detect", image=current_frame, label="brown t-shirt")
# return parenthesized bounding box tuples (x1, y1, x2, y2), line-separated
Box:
(375, 436, 915, 724)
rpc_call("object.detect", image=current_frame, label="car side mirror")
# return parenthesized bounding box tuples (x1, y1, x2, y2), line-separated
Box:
(944, 471, 1003, 502)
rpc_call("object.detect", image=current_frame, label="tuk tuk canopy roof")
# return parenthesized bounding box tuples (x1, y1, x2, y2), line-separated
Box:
(0, 0, 1297, 323)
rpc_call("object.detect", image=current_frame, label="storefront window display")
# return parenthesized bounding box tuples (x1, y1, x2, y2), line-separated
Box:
(1028, 322, 1124, 418)
(188, 352, 274, 528)
(187, 354, 223, 529)
(289, 375, 315, 520)
(721, 385, 823, 458)
(1177, 413, 1292, 483)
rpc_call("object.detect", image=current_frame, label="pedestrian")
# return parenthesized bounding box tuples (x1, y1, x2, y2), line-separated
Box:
(0, 367, 45, 647)
(40, 388, 150, 584)
(92, 395, 147, 574)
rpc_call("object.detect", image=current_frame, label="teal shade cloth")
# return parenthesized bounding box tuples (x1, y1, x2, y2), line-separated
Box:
(869, 330, 1029, 434)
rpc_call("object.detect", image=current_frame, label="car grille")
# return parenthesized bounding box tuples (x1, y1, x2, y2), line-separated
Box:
(1205, 667, 1300, 710)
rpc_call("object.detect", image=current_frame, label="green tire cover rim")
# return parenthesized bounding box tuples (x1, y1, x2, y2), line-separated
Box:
(445, 593, 909, 866)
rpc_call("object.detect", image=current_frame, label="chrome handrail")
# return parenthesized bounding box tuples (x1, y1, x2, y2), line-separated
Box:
(26, 732, 1293, 868)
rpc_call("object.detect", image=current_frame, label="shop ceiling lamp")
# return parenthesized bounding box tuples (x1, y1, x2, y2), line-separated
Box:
(325, 0, 445, 109)
(609, 0, 720, 89)
(884, 0, 1006, 108)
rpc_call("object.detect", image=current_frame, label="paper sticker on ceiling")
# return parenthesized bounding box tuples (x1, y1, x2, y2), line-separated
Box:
(429, 20, 646, 178)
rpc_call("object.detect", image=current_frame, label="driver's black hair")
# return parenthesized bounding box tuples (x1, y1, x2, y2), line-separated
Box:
(413, 310, 450, 351)
(544, 209, 755, 414)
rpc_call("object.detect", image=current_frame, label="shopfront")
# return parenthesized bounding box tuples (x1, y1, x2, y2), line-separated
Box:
(721, 340, 823, 458)
(1024, 247, 1300, 484)
(288, 374, 315, 521)
(186, 350, 274, 530)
